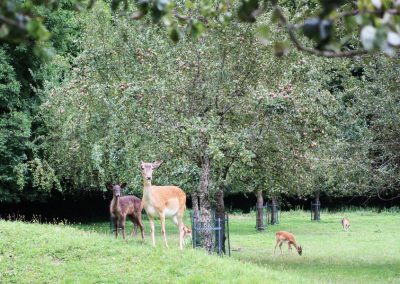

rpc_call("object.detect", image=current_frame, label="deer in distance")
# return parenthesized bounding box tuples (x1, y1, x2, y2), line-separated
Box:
(274, 231, 303, 256)
(108, 183, 145, 240)
(139, 160, 187, 250)
(342, 217, 350, 231)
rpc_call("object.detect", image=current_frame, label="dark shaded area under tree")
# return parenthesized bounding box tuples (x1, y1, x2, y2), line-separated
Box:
(0, 191, 398, 223)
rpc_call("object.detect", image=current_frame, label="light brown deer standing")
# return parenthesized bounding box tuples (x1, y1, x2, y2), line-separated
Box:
(139, 160, 187, 249)
(274, 231, 302, 256)
(108, 183, 145, 240)
(342, 217, 350, 231)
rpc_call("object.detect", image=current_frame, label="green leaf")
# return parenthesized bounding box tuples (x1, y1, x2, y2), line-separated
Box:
(111, 0, 122, 11)
(132, 0, 149, 19)
(274, 42, 289, 57)
(151, 0, 169, 23)
(302, 18, 332, 44)
(387, 31, 400, 46)
(26, 19, 51, 41)
(157, 0, 169, 11)
(33, 45, 55, 61)
(360, 25, 377, 50)
(256, 25, 270, 46)
(0, 24, 10, 38)
(190, 20, 205, 40)
(237, 0, 259, 23)
(168, 27, 181, 43)
(185, 0, 195, 9)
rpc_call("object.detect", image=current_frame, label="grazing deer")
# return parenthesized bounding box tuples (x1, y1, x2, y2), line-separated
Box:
(139, 160, 187, 249)
(108, 183, 145, 240)
(342, 217, 350, 231)
(274, 231, 302, 256)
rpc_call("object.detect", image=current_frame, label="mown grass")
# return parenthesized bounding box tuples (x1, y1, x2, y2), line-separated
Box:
(0, 210, 399, 283)
(229, 210, 400, 284)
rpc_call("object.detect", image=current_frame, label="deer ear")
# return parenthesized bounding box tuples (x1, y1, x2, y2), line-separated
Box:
(139, 161, 144, 169)
(152, 160, 163, 169)
(121, 183, 127, 189)
(106, 183, 113, 190)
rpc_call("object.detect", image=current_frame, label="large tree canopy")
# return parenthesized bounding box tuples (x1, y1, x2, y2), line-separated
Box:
(1, 0, 400, 57)
(0, 0, 399, 207)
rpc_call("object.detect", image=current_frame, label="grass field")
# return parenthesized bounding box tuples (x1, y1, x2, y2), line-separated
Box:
(1, 210, 399, 283)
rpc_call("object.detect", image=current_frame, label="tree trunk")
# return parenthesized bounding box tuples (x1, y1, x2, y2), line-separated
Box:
(270, 196, 278, 225)
(191, 190, 199, 216)
(198, 153, 213, 252)
(314, 189, 321, 221)
(256, 190, 264, 230)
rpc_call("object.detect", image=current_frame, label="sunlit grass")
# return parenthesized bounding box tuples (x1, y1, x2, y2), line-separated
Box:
(1, 210, 399, 283)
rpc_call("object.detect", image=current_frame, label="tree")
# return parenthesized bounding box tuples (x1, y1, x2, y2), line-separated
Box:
(0, 1, 82, 202)
(2, 0, 400, 58)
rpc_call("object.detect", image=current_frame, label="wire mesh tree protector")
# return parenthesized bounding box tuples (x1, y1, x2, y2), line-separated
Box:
(311, 201, 321, 221)
(191, 211, 230, 256)
(256, 204, 267, 230)
(267, 202, 280, 225)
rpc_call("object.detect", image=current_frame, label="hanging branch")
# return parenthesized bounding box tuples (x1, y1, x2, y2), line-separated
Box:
(272, 5, 369, 58)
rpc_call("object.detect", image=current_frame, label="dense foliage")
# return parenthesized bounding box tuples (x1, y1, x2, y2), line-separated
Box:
(1, 0, 400, 57)
(0, 0, 399, 207)
(0, 1, 81, 202)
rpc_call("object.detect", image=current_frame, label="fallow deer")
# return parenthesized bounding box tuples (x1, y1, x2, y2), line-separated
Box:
(274, 231, 302, 256)
(182, 224, 192, 245)
(108, 183, 145, 240)
(139, 160, 187, 249)
(342, 217, 350, 231)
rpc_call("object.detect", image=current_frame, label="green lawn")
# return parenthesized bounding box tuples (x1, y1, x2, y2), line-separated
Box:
(1, 210, 399, 283)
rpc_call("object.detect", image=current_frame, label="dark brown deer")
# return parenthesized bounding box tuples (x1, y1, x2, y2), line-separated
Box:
(107, 183, 144, 240)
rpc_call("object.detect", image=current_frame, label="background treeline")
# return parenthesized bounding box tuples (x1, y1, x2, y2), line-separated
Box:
(1, 1, 399, 218)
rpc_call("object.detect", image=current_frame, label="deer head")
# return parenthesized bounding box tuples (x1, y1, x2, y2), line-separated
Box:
(107, 183, 127, 197)
(297, 245, 303, 256)
(139, 160, 163, 181)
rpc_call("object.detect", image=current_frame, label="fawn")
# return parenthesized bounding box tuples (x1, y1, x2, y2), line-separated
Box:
(342, 218, 350, 231)
(108, 183, 145, 240)
(274, 231, 302, 256)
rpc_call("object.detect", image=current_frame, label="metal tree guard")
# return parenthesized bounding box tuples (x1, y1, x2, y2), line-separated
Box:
(191, 211, 231, 256)
(266, 202, 280, 225)
(256, 204, 267, 230)
(311, 201, 321, 221)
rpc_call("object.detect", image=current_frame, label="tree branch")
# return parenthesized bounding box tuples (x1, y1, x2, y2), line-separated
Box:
(337, 9, 400, 18)
(0, 14, 27, 31)
(273, 5, 369, 58)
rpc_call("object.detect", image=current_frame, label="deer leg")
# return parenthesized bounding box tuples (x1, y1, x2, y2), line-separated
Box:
(177, 215, 184, 250)
(274, 240, 280, 255)
(288, 243, 292, 254)
(138, 218, 145, 240)
(114, 217, 119, 238)
(128, 216, 137, 237)
(172, 215, 179, 226)
(133, 221, 138, 237)
(149, 218, 156, 247)
(121, 216, 126, 240)
(160, 213, 169, 248)
(279, 243, 283, 255)
(135, 213, 145, 240)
